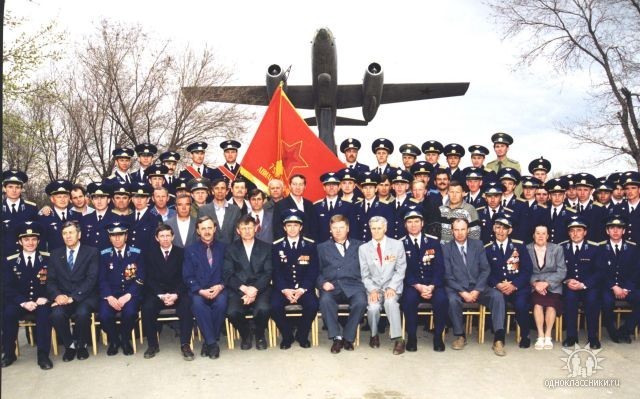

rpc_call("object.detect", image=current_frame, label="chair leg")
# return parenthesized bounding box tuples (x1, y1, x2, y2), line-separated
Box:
(355, 324, 360, 347)
(28, 326, 35, 347)
(91, 314, 98, 356)
(131, 329, 137, 354)
(15, 339, 20, 357)
(267, 319, 274, 348)
(51, 327, 58, 356)
(225, 319, 234, 350)
(506, 314, 511, 335)
(138, 314, 144, 345)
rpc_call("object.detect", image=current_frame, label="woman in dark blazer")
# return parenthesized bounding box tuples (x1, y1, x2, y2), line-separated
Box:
(526, 224, 566, 350)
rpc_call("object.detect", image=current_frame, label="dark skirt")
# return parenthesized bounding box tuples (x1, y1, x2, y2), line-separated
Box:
(531, 291, 563, 315)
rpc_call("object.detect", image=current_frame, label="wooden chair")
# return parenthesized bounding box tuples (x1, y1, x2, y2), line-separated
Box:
(137, 308, 196, 350)
(16, 314, 58, 357)
(225, 314, 274, 350)
(90, 312, 139, 355)
(269, 304, 320, 347)
(613, 300, 639, 339)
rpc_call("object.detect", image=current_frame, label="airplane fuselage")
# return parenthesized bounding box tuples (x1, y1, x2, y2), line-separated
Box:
(311, 28, 338, 151)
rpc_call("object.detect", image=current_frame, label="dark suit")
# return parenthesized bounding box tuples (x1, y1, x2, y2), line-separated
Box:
(197, 202, 241, 245)
(183, 240, 227, 345)
(165, 215, 197, 248)
(273, 196, 319, 242)
(250, 209, 274, 244)
(142, 244, 193, 347)
(443, 238, 505, 336)
(47, 244, 100, 349)
(38, 208, 81, 251)
(223, 239, 273, 339)
(316, 239, 367, 342)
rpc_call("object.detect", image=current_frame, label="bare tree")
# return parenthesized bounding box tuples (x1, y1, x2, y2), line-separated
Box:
(488, 0, 640, 169)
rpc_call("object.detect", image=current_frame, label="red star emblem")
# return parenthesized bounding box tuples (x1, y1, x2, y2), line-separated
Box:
(281, 140, 308, 178)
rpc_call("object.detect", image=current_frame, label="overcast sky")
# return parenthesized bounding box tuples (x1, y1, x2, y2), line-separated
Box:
(8, 0, 631, 177)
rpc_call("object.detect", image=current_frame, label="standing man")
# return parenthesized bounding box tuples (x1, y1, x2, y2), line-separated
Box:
(443, 143, 465, 185)
(159, 151, 181, 188)
(228, 178, 250, 215)
(141, 224, 194, 360)
(528, 157, 551, 183)
(486, 132, 521, 173)
(389, 169, 413, 239)
(131, 143, 158, 183)
(573, 173, 607, 242)
(271, 209, 319, 349)
(314, 172, 358, 242)
(127, 183, 163, 252)
(341, 138, 370, 173)
(438, 181, 481, 243)
(2, 170, 38, 255)
(198, 178, 241, 244)
(1, 222, 53, 369)
(166, 194, 198, 248)
(468, 145, 491, 172)
(248, 189, 274, 243)
(354, 172, 395, 242)
(541, 178, 576, 244)
(189, 177, 211, 218)
(150, 187, 176, 222)
(110, 182, 133, 217)
(183, 216, 227, 358)
(70, 185, 94, 216)
(371, 138, 396, 177)
(614, 171, 640, 244)
(223, 215, 272, 350)
(98, 222, 144, 356)
(272, 174, 319, 241)
(399, 143, 421, 172)
(359, 216, 407, 355)
(264, 178, 285, 210)
(443, 218, 507, 356)
(400, 209, 448, 352)
(218, 139, 242, 183)
(463, 167, 487, 208)
(39, 180, 81, 251)
(107, 148, 135, 184)
(179, 142, 222, 182)
(48, 220, 99, 362)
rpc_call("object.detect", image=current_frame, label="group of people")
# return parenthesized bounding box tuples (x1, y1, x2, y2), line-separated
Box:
(2, 133, 639, 371)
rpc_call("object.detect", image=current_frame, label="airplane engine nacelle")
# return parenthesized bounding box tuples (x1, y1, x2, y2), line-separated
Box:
(362, 62, 384, 122)
(266, 64, 287, 99)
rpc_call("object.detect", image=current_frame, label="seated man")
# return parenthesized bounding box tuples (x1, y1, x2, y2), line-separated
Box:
(443, 218, 507, 356)
(223, 215, 272, 350)
(271, 209, 319, 349)
(48, 221, 99, 362)
(359, 216, 407, 355)
(400, 209, 448, 352)
(485, 213, 533, 349)
(142, 224, 194, 360)
(1, 222, 53, 370)
(183, 216, 227, 359)
(317, 215, 367, 354)
(98, 222, 145, 356)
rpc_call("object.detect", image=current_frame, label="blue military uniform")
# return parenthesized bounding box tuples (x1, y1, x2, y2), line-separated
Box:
(130, 143, 158, 184)
(314, 172, 359, 242)
(478, 206, 514, 245)
(2, 198, 38, 255)
(38, 180, 81, 251)
(106, 147, 135, 185)
(126, 183, 163, 252)
(81, 210, 122, 250)
(613, 201, 640, 244)
(353, 173, 395, 242)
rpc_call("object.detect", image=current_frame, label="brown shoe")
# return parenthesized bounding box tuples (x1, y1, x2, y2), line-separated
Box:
(492, 340, 506, 357)
(451, 336, 466, 350)
(369, 335, 380, 348)
(330, 339, 344, 354)
(393, 339, 405, 355)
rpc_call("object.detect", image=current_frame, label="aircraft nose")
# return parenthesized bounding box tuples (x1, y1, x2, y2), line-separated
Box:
(316, 28, 331, 40)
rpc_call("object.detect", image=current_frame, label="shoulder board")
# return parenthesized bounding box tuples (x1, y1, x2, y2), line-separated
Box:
(597, 241, 607, 246)
(101, 248, 112, 255)
(626, 241, 636, 246)
(303, 237, 315, 243)
(515, 198, 526, 203)
(484, 242, 493, 248)
(400, 235, 407, 241)
(273, 237, 285, 244)
(566, 207, 577, 213)
(6, 254, 19, 260)
(378, 199, 391, 205)
(511, 239, 523, 244)
(355, 198, 364, 204)
(426, 234, 438, 240)
(587, 240, 600, 246)
(409, 198, 421, 204)
(129, 247, 141, 253)
(24, 200, 37, 206)
(506, 157, 520, 164)
(313, 199, 323, 205)
(537, 203, 547, 209)
(559, 240, 569, 245)
(38, 251, 50, 256)
(108, 173, 116, 179)
(592, 202, 603, 207)
(503, 207, 513, 212)
(476, 206, 486, 211)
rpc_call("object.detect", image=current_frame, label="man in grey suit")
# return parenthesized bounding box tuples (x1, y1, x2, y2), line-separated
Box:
(443, 218, 507, 356)
(198, 178, 241, 244)
(248, 188, 274, 243)
(165, 194, 197, 248)
(317, 215, 367, 354)
(359, 216, 407, 355)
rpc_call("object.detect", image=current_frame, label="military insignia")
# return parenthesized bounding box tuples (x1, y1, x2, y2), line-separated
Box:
(384, 255, 396, 262)
(278, 250, 287, 262)
(423, 249, 435, 265)
(124, 263, 137, 280)
(506, 248, 520, 273)
(37, 268, 47, 284)
(109, 263, 114, 270)
(298, 255, 310, 265)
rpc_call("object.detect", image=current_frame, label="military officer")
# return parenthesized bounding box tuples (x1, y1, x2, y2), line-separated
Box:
(146, 164, 175, 208)
(337, 167, 363, 203)
(39, 180, 81, 251)
(486, 132, 521, 175)
(130, 143, 158, 183)
(98, 222, 144, 355)
(340, 138, 370, 174)
(107, 148, 135, 184)
(371, 138, 396, 177)
(389, 169, 413, 239)
(271, 209, 319, 349)
(560, 216, 603, 349)
(410, 161, 434, 188)
(599, 215, 640, 343)
(188, 177, 211, 218)
(81, 182, 120, 250)
(514, 176, 546, 243)
(1, 222, 53, 369)
(463, 167, 487, 209)
(594, 178, 615, 213)
(314, 172, 358, 242)
(2, 170, 38, 255)
(564, 174, 579, 209)
(528, 156, 551, 183)
(497, 168, 522, 210)
(400, 209, 448, 352)
(179, 142, 222, 182)
(110, 181, 133, 217)
(485, 213, 533, 348)
(443, 143, 465, 184)
(399, 143, 421, 172)
(218, 139, 242, 179)
(540, 178, 576, 244)
(421, 140, 443, 190)
(477, 182, 513, 244)
(127, 182, 163, 252)
(573, 173, 607, 242)
(608, 172, 625, 206)
(614, 171, 640, 244)
(468, 144, 491, 171)
(159, 151, 181, 188)
(354, 172, 395, 242)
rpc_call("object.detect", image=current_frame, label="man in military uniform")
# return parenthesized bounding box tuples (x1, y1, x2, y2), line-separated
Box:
(127, 182, 162, 252)
(340, 138, 370, 174)
(371, 138, 396, 177)
(600, 215, 640, 343)
(541, 178, 577, 244)
(179, 142, 222, 182)
(2, 170, 38, 255)
(595, 178, 615, 213)
(399, 143, 421, 172)
(81, 182, 119, 250)
(130, 143, 158, 183)
(421, 140, 443, 191)
(314, 172, 358, 242)
(376, 174, 394, 203)
(107, 148, 135, 184)
(560, 216, 603, 349)
(477, 182, 513, 244)
(514, 176, 546, 243)
(159, 151, 181, 188)
(486, 132, 521, 173)
(614, 171, 640, 244)
(564, 174, 579, 209)
(354, 172, 395, 242)
(468, 144, 490, 171)
(218, 139, 242, 183)
(1, 222, 53, 369)
(528, 157, 551, 183)
(189, 177, 211, 218)
(98, 222, 144, 355)
(608, 172, 625, 206)
(410, 161, 434, 188)
(39, 180, 81, 251)
(110, 181, 133, 217)
(443, 143, 465, 185)
(573, 173, 607, 242)
(400, 209, 448, 352)
(463, 167, 486, 209)
(389, 169, 413, 239)
(271, 209, 319, 349)
(337, 168, 363, 203)
(485, 213, 533, 348)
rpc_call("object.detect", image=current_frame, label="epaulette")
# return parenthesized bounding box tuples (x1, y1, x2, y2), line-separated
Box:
(592, 201, 603, 208)
(273, 237, 285, 244)
(503, 207, 513, 212)
(341, 198, 353, 203)
(355, 198, 364, 204)
(559, 240, 569, 246)
(313, 199, 324, 205)
(426, 234, 438, 240)
(537, 203, 548, 209)
(476, 206, 486, 211)
(516, 198, 527, 203)
(38, 251, 50, 256)
(587, 240, 600, 246)
(24, 200, 36, 206)
(409, 198, 421, 204)
(597, 241, 607, 246)
(511, 239, 523, 244)
(566, 207, 577, 213)
(101, 248, 112, 255)
(506, 157, 520, 165)
(400, 235, 407, 241)
(484, 242, 493, 248)
(6, 254, 19, 260)
(379, 198, 392, 205)
(135, 278, 144, 286)
(129, 247, 141, 254)
(626, 241, 636, 246)
(108, 173, 116, 179)
(303, 237, 315, 243)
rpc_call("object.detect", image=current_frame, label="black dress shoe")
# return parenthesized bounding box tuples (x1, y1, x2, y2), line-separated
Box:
(343, 340, 354, 351)
(200, 344, 210, 357)
(77, 347, 89, 360)
(181, 344, 195, 361)
(255, 336, 267, 350)
(330, 339, 344, 354)
(369, 335, 380, 348)
(562, 336, 577, 347)
(406, 336, 418, 352)
(588, 338, 602, 349)
(433, 341, 445, 352)
(144, 346, 159, 359)
(1, 354, 17, 368)
(607, 328, 620, 343)
(37, 353, 53, 370)
(122, 341, 134, 356)
(107, 343, 119, 356)
(519, 337, 531, 349)
(280, 340, 292, 350)
(619, 334, 632, 344)
(63, 348, 77, 362)
(298, 339, 311, 348)
(208, 343, 220, 359)
(240, 335, 252, 350)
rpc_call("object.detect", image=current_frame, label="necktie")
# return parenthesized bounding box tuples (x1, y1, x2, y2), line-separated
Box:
(491, 209, 496, 220)
(27, 255, 33, 269)
(552, 208, 558, 221)
(413, 238, 420, 252)
(197, 167, 202, 176)
(377, 167, 382, 175)
(614, 244, 620, 257)
(136, 212, 140, 221)
(125, 174, 130, 184)
(396, 200, 401, 210)
(502, 199, 507, 208)
(117, 250, 123, 260)
(377, 242, 383, 266)
(98, 214, 103, 221)
(168, 176, 173, 185)
(460, 246, 467, 265)
(339, 242, 347, 257)
(580, 204, 584, 213)
(631, 206, 635, 213)
(365, 202, 370, 213)
(574, 245, 580, 256)
(61, 211, 66, 221)
(499, 243, 504, 255)
(292, 241, 297, 250)
(164, 250, 169, 260)
(67, 249, 75, 270)
(11, 203, 16, 214)
(254, 214, 261, 232)
(206, 246, 213, 266)
(349, 165, 354, 170)
(328, 201, 334, 211)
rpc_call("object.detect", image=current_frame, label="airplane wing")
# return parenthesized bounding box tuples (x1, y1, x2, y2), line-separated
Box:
(181, 85, 316, 109)
(335, 82, 470, 109)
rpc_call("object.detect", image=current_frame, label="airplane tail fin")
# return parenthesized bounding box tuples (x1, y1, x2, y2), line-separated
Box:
(305, 116, 368, 126)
